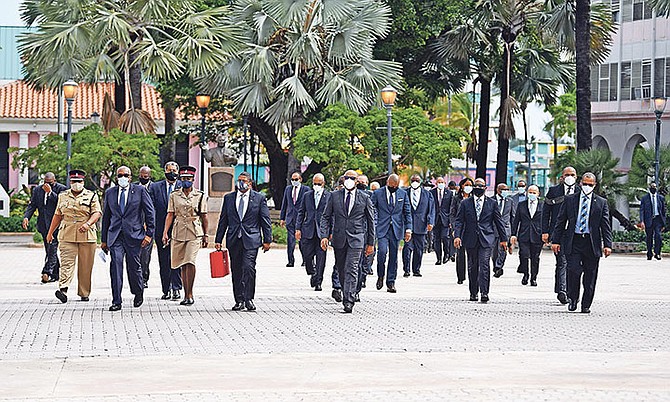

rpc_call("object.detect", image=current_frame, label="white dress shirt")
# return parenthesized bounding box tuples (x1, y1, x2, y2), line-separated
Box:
(236, 191, 249, 218)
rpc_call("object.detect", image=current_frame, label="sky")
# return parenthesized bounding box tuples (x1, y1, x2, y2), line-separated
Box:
(1, 0, 23, 26)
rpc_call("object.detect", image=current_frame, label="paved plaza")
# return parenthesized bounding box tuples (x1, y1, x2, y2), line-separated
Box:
(1, 245, 669, 401)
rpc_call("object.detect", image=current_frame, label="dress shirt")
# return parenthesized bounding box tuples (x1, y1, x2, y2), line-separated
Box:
(236, 191, 249, 219)
(575, 192, 592, 234)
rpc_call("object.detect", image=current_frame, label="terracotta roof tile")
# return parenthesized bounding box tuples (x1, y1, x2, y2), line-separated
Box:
(0, 80, 165, 120)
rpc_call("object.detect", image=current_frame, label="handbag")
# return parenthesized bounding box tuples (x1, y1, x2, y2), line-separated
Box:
(209, 249, 230, 278)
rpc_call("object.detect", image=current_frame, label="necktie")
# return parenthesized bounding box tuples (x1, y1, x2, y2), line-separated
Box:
(345, 191, 351, 213)
(412, 190, 418, 209)
(120, 188, 126, 214)
(292, 187, 297, 204)
(389, 192, 394, 208)
(578, 194, 589, 233)
(476, 198, 482, 219)
(530, 200, 535, 217)
(168, 183, 173, 199)
(438, 190, 442, 206)
(498, 197, 503, 211)
(315, 191, 320, 207)
(238, 194, 245, 220)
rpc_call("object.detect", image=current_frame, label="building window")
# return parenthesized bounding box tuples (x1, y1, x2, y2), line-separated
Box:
(621, 61, 631, 100)
(621, 0, 654, 21)
(592, 63, 619, 101)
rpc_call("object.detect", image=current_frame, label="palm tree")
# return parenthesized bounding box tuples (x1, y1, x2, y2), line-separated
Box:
(201, 0, 403, 207)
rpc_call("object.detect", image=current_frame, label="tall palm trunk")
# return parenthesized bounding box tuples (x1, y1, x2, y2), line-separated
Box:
(476, 77, 491, 179)
(287, 112, 304, 181)
(249, 114, 288, 209)
(575, 0, 592, 151)
(128, 50, 143, 110)
(114, 75, 126, 114)
(495, 43, 514, 185)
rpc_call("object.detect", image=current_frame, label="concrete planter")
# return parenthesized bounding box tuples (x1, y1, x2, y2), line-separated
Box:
(0, 232, 38, 246)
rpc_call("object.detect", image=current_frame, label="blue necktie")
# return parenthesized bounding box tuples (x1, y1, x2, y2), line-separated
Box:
(389, 192, 394, 208)
(168, 183, 173, 199)
(119, 188, 126, 214)
(578, 195, 589, 233)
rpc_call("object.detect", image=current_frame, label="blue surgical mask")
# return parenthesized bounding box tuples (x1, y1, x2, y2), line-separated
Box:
(527, 193, 538, 202)
(437, 183, 446, 190)
(117, 177, 130, 188)
(181, 180, 193, 189)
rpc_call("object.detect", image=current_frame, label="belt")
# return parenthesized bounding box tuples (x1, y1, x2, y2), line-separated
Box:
(574, 233, 590, 238)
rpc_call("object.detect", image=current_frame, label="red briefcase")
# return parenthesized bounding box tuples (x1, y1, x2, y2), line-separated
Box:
(210, 249, 230, 278)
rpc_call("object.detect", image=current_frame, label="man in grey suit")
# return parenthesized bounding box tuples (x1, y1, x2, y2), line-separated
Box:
(320, 170, 375, 313)
(492, 183, 515, 278)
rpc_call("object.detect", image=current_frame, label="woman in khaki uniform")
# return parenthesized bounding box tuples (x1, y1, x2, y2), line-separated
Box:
(162, 166, 208, 306)
(46, 170, 102, 303)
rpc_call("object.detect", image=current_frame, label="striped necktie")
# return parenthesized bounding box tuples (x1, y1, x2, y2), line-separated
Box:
(578, 194, 589, 233)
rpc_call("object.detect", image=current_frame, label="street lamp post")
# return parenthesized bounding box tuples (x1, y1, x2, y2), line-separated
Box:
(380, 85, 397, 176)
(62, 80, 79, 187)
(653, 97, 667, 188)
(196, 94, 211, 191)
(243, 115, 249, 171)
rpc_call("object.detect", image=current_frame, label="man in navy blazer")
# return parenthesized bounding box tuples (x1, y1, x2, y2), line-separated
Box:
(453, 178, 507, 302)
(371, 174, 412, 293)
(639, 182, 666, 260)
(280, 171, 310, 267)
(101, 166, 156, 311)
(148, 162, 183, 300)
(510, 185, 544, 286)
(215, 172, 272, 312)
(402, 174, 435, 277)
(319, 170, 375, 313)
(551, 172, 612, 313)
(296, 173, 331, 291)
(23, 172, 67, 283)
(430, 176, 453, 265)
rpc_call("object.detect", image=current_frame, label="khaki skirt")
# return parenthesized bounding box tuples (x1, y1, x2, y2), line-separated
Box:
(171, 238, 201, 269)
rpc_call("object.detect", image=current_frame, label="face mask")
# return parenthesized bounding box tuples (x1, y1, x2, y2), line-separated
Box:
(181, 180, 193, 189)
(463, 186, 473, 194)
(165, 172, 178, 182)
(650, 187, 657, 194)
(118, 177, 130, 188)
(501, 190, 511, 198)
(356, 183, 367, 190)
(582, 184, 594, 195)
(564, 176, 576, 186)
(437, 183, 446, 190)
(71, 182, 84, 192)
(313, 184, 323, 192)
(291, 180, 300, 187)
(139, 177, 150, 185)
(410, 181, 421, 189)
(236, 180, 249, 192)
(387, 186, 398, 193)
(343, 179, 356, 190)
(527, 193, 538, 202)
(517, 187, 526, 194)
(473, 187, 486, 197)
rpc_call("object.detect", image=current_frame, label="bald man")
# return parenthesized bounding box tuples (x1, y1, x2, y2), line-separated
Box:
(296, 173, 331, 290)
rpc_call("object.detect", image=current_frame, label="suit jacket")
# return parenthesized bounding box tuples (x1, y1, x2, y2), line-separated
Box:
(453, 196, 507, 249)
(407, 188, 435, 235)
(296, 189, 331, 239)
(551, 193, 613, 258)
(148, 179, 182, 238)
(542, 184, 580, 235)
(102, 184, 156, 246)
(640, 193, 667, 227)
(24, 182, 67, 234)
(215, 190, 272, 249)
(319, 189, 375, 249)
(280, 184, 310, 226)
(493, 194, 515, 239)
(370, 187, 412, 239)
(430, 187, 453, 227)
(511, 200, 544, 244)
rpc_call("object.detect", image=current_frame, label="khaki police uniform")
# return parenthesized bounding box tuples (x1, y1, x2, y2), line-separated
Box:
(54, 189, 101, 297)
(167, 188, 208, 269)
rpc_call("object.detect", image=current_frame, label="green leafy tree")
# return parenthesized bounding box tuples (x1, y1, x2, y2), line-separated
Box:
(629, 145, 670, 198)
(544, 91, 576, 146)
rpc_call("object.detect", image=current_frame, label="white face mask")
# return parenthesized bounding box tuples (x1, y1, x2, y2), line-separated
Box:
(313, 184, 323, 192)
(501, 190, 511, 198)
(343, 179, 356, 190)
(564, 176, 576, 186)
(118, 177, 130, 188)
(517, 187, 526, 194)
(437, 183, 446, 190)
(527, 193, 538, 202)
(71, 182, 84, 192)
(291, 180, 300, 187)
(582, 184, 594, 195)
(410, 181, 421, 189)
(463, 185, 473, 194)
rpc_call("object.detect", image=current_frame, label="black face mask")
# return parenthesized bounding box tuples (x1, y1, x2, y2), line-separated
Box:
(388, 186, 398, 193)
(356, 183, 367, 190)
(165, 172, 178, 182)
(473, 187, 486, 197)
(139, 177, 151, 185)
(650, 187, 657, 194)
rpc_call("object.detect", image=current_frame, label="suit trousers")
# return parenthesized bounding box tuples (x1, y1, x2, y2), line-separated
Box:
(334, 245, 362, 305)
(331, 265, 341, 289)
(140, 240, 152, 284)
(377, 230, 400, 285)
(286, 222, 298, 265)
(356, 251, 372, 293)
(466, 244, 494, 296)
(402, 233, 426, 274)
(229, 239, 259, 303)
(646, 216, 664, 257)
(58, 241, 95, 297)
(519, 242, 542, 280)
(156, 237, 182, 295)
(40, 231, 60, 279)
(109, 233, 144, 305)
(566, 235, 600, 309)
(301, 236, 318, 276)
(433, 221, 450, 263)
(554, 248, 568, 294)
(455, 246, 467, 282)
(492, 238, 507, 271)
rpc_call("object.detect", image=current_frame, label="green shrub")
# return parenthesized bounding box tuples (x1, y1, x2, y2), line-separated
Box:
(0, 216, 36, 232)
(272, 224, 287, 244)
(33, 231, 43, 243)
(612, 230, 670, 253)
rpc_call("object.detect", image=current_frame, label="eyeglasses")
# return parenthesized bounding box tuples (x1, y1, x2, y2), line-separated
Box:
(117, 173, 130, 178)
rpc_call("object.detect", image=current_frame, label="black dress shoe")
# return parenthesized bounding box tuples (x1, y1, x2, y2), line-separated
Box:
(435, 261, 442, 266)
(179, 299, 189, 306)
(245, 300, 256, 311)
(648, 255, 653, 260)
(387, 285, 396, 293)
(343, 303, 353, 313)
(413, 272, 422, 277)
(309, 276, 317, 288)
(568, 300, 578, 311)
(530, 280, 537, 287)
(48, 277, 58, 283)
(55, 289, 68, 303)
(469, 294, 478, 301)
(80, 297, 89, 302)
(522, 275, 529, 285)
(301, 261, 305, 266)
(403, 272, 410, 277)
(655, 254, 662, 260)
(558, 291, 569, 304)
(450, 256, 455, 262)
(187, 298, 195, 305)
(161, 293, 171, 300)
(493, 269, 503, 278)
(332, 289, 343, 302)
(361, 277, 366, 288)
(516, 267, 524, 273)
(315, 285, 322, 291)
(172, 290, 181, 301)
(232, 302, 244, 311)
(376, 276, 384, 290)
(133, 295, 144, 308)
(286, 263, 294, 267)
(581, 307, 590, 313)
(109, 304, 121, 311)
(481, 294, 489, 303)
(457, 280, 463, 284)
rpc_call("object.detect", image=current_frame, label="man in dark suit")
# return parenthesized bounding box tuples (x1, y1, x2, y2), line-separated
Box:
(135, 166, 153, 288)
(23, 172, 67, 283)
(101, 166, 156, 311)
(453, 178, 507, 303)
(640, 183, 666, 260)
(215, 172, 272, 312)
(511, 185, 544, 286)
(492, 183, 515, 278)
(403, 174, 435, 277)
(430, 176, 453, 265)
(280, 171, 310, 267)
(508, 180, 525, 273)
(354, 174, 374, 299)
(148, 162, 183, 300)
(296, 173, 331, 291)
(370, 174, 412, 293)
(542, 166, 579, 304)
(320, 170, 375, 313)
(551, 172, 612, 313)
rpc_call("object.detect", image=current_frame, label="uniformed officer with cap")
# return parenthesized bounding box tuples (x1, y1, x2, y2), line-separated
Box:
(162, 165, 209, 306)
(46, 169, 102, 303)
